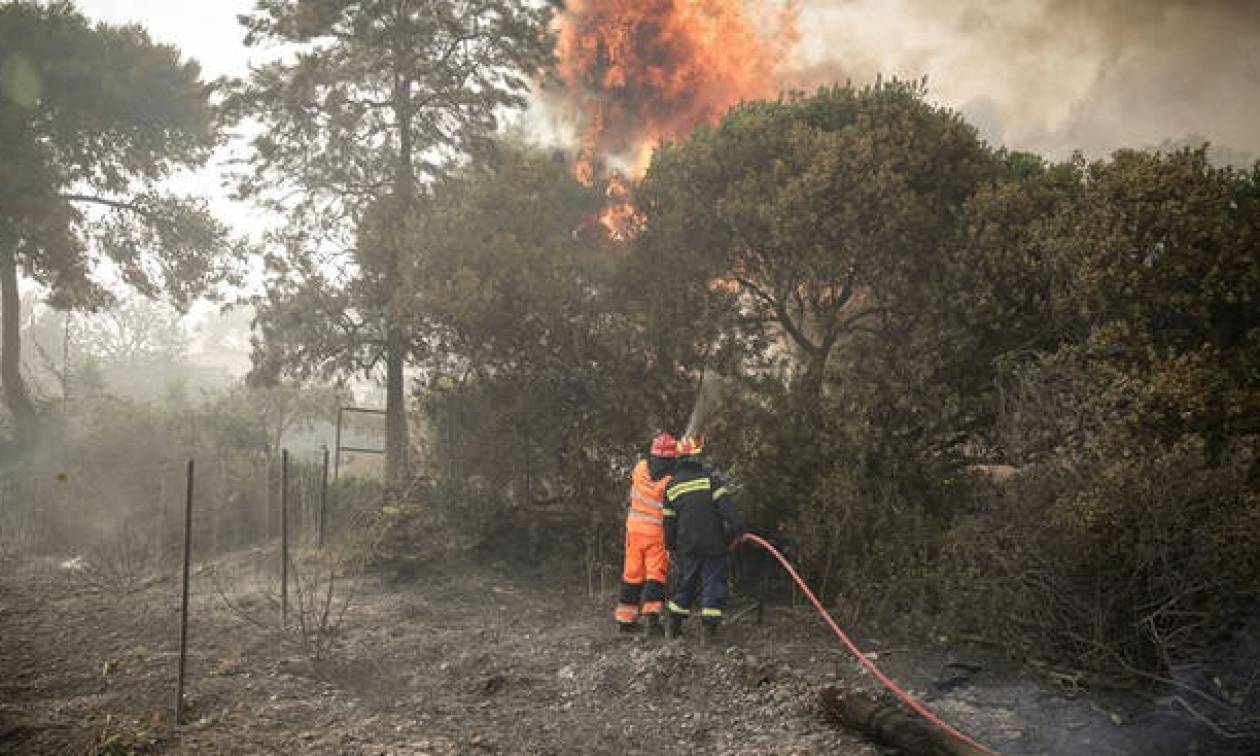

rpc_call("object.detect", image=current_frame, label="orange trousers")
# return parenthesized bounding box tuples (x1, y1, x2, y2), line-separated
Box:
(614, 526, 668, 623)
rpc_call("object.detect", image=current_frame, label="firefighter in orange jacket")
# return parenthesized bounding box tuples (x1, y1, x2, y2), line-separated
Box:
(615, 433, 678, 634)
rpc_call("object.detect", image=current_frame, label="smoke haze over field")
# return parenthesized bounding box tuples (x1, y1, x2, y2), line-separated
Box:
(786, 0, 1260, 158)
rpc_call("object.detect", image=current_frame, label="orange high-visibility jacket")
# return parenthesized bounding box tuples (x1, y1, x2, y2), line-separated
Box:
(626, 458, 670, 534)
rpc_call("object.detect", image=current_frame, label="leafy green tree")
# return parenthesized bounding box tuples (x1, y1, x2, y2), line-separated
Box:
(630, 82, 1001, 592)
(359, 142, 705, 563)
(933, 147, 1260, 686)
(1049, 147, 1260, 449)
(636, 80, 996, 399)
(0, 0, 236, 447)
(874, 152, 1085, 465)
(407, 144, 637, 501)
(234, 0, 553, 487)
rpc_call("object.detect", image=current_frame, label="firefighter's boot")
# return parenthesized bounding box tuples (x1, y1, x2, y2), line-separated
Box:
(666, 611, 684, 639)
(618, 621, 640, 636)
(701, 621, 719, 645)
(646, 613, 663, 636)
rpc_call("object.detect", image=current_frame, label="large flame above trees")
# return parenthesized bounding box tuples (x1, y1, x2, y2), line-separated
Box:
(555, 0, 800, 185)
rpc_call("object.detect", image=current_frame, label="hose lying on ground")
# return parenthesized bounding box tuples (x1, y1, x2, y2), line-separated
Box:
(740, 532, 997, 755)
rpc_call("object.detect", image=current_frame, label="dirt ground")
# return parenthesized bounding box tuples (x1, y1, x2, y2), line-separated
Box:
(0, 548, 1226, 755)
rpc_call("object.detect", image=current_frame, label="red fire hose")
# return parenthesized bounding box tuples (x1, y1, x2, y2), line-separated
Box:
(740, 532, 997, 755)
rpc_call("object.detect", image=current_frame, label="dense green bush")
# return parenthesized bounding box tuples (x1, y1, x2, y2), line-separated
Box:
(941, 435, 1259, 710)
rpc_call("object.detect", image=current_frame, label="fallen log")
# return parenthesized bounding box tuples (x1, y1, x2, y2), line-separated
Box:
(819, 687, 992, 756)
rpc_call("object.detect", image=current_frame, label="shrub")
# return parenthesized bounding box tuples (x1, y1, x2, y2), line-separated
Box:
(942, 434, 1260, 682)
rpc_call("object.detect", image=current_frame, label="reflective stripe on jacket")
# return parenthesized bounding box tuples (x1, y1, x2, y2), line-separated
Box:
(664, 462, 742, 556)
(626, 459, 670, 532)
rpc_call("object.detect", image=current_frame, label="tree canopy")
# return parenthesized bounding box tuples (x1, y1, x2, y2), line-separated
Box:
(0, 0, 236, 446)
(636, 80, 997, 397)
(234, 0, 554, 486)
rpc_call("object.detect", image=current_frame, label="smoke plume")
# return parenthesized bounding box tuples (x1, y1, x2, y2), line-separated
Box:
(540, 0, 1260, 173)
(786, 0, 1260, 160)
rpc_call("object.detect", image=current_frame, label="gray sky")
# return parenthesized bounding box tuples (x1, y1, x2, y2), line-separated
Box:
(75, 0, 255, 79)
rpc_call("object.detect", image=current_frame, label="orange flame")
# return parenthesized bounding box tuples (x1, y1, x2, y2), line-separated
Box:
(556, 0, 800, 183)
(598, 171, 642, 240)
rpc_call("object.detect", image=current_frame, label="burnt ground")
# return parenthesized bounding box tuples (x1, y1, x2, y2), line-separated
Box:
(0, 548, 1229, 755)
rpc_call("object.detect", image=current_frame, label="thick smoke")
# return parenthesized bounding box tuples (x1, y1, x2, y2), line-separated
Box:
(537, 0, 1260, 168)
(786, 0, 1260, 159)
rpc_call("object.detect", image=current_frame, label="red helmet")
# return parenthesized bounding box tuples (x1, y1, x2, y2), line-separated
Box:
(677, 436, 704, 457)
(650, 433, 678, 458)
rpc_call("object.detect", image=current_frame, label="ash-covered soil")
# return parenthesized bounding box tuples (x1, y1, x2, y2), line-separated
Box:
(0, 550, 1218, 754)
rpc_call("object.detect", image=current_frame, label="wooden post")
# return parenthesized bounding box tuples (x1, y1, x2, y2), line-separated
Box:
(176, 460, 194, 724)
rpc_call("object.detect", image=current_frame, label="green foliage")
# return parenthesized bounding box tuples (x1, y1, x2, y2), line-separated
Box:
(631, 83, 1007, 610)
(375, 143, 680, 562)
(945, 434, 1260, 676)
(0, 0, 231, 303)
(232, 65, 1260, 706)
(637, 79, 997, 396)
(235, 0, 554, 483)
(233, 0, 553, 207)
(1051, 148, 1260, 447)
(927, 148, 1260, 693)
(0, 1, 238, 446)
(628, 84, 1260, 696)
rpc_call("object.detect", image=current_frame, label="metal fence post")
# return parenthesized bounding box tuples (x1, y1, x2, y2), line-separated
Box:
(319, 445, 329, 549)
(176, 459, 194, 724)
(333, 408, 343, 482)
(281, 449, 288, 627)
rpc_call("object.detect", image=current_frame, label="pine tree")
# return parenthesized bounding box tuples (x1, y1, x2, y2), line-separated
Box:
(234, 0, 553, 487)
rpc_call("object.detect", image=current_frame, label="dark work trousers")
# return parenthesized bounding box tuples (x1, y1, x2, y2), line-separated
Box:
(670, 554, 729, 625)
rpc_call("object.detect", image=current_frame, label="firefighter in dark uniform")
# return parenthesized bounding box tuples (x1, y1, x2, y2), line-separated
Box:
(664, 436, 745, 640)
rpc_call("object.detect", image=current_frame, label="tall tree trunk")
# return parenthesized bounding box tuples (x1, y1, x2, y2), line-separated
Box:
(1, 244, 38, 447)
(383, 67, 415, 491)
(384, 326, 407, 487)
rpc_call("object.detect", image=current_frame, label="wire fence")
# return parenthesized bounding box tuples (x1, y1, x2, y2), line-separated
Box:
(0, 448, 386, 724)
(0, 449, 382, 582)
